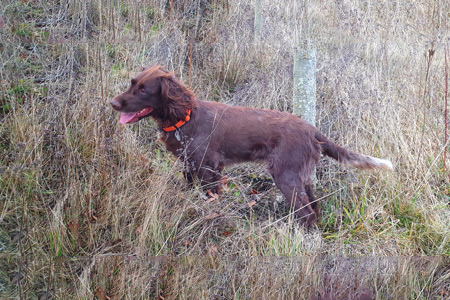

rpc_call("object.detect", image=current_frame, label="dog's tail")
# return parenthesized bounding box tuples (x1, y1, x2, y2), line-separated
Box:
(315, 132, 393, 170)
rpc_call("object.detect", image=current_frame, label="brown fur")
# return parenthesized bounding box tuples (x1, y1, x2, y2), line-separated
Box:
(111, 66, 392, 226)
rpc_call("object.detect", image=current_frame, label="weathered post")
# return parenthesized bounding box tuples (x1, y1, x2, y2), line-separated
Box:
(293, 48, 316, 126)
(293, 47, 317, 182)
(254, 0, 262, 42)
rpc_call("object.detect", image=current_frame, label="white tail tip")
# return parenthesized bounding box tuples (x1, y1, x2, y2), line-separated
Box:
(371, 157, 393, 170)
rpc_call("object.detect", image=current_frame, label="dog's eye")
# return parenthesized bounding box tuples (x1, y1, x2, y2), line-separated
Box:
(139, 85, 146, 94)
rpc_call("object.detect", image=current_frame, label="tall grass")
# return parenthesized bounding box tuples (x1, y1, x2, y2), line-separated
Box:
(1, 0, 449, 299)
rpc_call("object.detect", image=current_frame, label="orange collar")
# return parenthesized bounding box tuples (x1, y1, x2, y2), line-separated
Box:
(162, 109, 191, 132)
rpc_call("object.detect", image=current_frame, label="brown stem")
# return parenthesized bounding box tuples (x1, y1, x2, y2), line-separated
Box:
(137, 6, 141, 43)
(111, 1, 115, 42)
(189, 42, 193, 88)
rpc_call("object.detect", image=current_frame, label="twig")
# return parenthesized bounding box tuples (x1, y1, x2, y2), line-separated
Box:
(189, 41, 192, 88)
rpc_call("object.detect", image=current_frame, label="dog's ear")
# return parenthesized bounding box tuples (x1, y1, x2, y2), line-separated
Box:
(159, 73, 178, 103)
(159, 75, 180, 121)
(160, 76, 171, 104)
(158, 71, 194, 124)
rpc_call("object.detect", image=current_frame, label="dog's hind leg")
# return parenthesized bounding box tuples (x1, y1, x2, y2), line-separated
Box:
(305, 183, 319, 217)
(268, 155, 318, 226)
(278, 181, 316, 225)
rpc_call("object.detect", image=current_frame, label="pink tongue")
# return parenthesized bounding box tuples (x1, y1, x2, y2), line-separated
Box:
(119, 112, 138, 124)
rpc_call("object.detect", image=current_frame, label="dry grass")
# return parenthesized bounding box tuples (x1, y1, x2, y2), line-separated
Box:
(1, 0, 450, 299)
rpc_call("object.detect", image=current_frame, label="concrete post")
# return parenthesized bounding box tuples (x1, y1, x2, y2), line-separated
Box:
(293, 47, 317, 183)
(293, 48, 316, 126)
(254, 0, 262, 42)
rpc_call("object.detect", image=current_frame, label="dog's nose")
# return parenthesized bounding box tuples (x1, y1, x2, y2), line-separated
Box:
(110, 98, 121, 110)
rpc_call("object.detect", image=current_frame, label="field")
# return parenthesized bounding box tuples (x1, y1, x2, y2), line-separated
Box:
(1, 0, 450, 299)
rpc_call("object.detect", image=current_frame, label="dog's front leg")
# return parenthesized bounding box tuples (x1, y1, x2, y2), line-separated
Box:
(182, 160, 196, 187)
(197, 164, 225, 195)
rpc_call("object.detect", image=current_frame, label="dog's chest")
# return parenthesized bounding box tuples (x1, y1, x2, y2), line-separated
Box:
(158, 131, 189, 157)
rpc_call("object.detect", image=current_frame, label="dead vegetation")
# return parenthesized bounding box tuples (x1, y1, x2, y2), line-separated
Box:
(1, 0, 449, 299)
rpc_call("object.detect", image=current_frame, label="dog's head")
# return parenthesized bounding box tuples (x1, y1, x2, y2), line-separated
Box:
(110, 65, 195, 126)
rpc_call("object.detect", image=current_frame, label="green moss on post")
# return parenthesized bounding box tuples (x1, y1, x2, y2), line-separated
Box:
(293, 48, 316, 126)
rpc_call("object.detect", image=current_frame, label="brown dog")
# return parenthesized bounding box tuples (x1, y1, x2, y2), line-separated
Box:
(111, 66, 392, 225)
